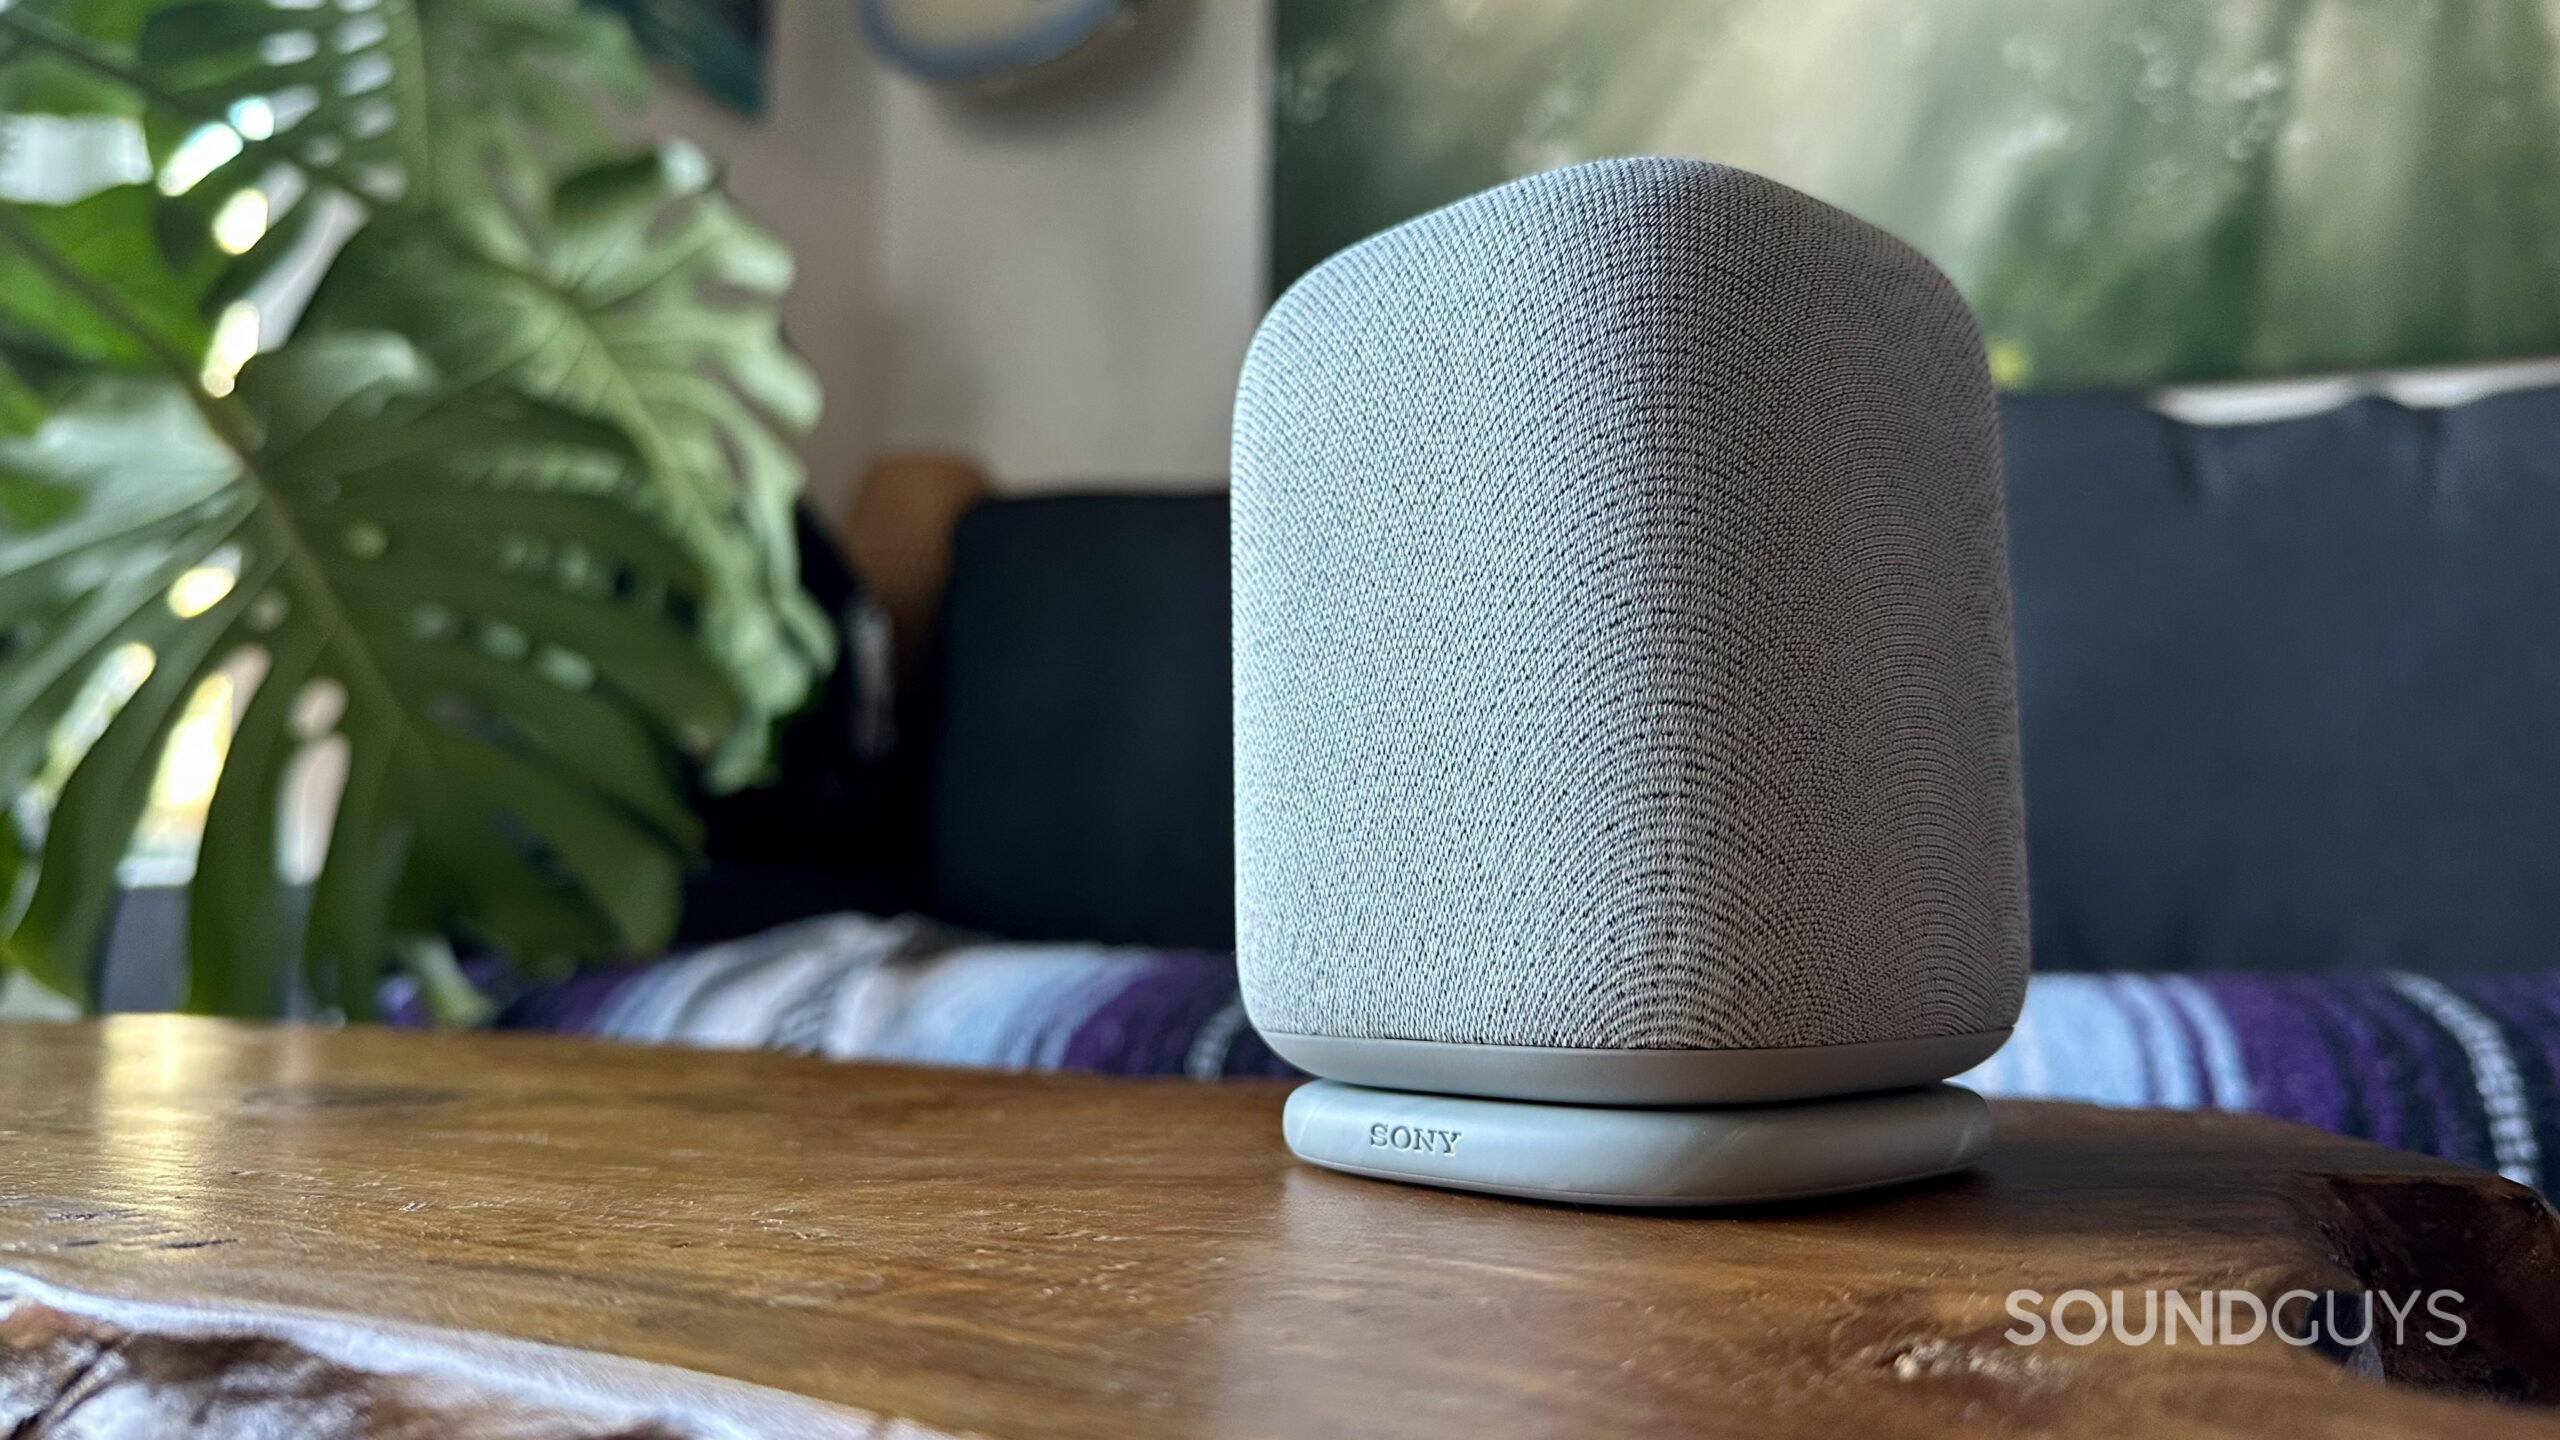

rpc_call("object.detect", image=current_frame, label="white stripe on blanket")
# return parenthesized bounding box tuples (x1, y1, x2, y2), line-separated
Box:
(591, 914, 918, 1049)
(1954, 974, 2240, 1110)
(833, 944, 1151, 1069)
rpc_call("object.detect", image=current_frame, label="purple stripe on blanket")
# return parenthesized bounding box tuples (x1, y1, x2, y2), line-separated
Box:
(497, 966, 643, 1035)
(1217, 1024, 1304, 1079)
(2205, 974, 2353, 1136)
(2340, 974, 2483, 1167)
(2466, 974, 2560, 1104)
(2154, 973, 2502, 1174)
(1057, 953, 1302, 1079)
(1062, 953, 1243, 1076)
(2444, 973, 2560, 1158)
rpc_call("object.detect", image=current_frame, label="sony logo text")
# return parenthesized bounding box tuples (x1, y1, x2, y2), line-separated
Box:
(1368, 1123, 1461, 1155)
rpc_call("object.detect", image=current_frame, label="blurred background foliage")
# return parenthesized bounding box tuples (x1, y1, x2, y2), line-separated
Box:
(0, 0, 825, 1018)
(1275, 0, 2560, 389)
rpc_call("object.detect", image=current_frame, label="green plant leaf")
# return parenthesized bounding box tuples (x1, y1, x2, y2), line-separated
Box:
(123, 0, 428, 329)
(0, 336, 725, 1013)
(0, 188, 211, 373)
(0, 378, 252, 1001)
(307, 142, 828, 786)
(0, 0, 399, 357)
(0, 0, 817, 1017)
(1, 0, 648, 342)
(8, 538, 269, 1000)
(0, 188, 217, 436)
(132, 0, 646, 286)
(0, 0, 170, 116)
(0, 801, 22, 930)
(184, 612, 317, 1015)
(0, 377, 244, 802)
(414, 0, 647, 215)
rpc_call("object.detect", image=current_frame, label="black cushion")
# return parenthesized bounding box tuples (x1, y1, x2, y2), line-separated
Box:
(2005, 385, 2560, 971)
(926, 494, 1234, 948)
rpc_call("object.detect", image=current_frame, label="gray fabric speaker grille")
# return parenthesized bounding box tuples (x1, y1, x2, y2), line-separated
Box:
(1231, 157, 2028, 1052)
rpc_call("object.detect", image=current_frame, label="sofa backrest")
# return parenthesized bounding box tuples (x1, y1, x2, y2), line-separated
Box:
(926, 494, 1235, 949)
(921, 385, 2560, 972)
(2007, 384, 2560, 972)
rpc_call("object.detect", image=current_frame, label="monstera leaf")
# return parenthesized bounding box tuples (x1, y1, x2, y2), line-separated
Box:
(308, 144, 827, 783)
(0, 6, 802, 759)
(0, 0, 413, 329)
(0, 336, 724, 1014)
(0, 0, 645, 326)
(0, 0, 177, 118)
(0, 0, 821, 1016)
(410, 0, 649, 211)
(0, 378, 242, 818)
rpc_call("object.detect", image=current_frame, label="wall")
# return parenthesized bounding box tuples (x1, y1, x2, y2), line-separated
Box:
(651, 2, 2560, 506)
(650, 0, 1270, 507)
(868, 2, 1267, 492)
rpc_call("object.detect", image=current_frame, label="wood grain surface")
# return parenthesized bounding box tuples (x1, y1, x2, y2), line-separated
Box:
(0, 1017, 2555, 1438)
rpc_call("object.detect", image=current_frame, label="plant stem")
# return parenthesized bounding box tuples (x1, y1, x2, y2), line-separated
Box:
(396, 934, 494, 1028)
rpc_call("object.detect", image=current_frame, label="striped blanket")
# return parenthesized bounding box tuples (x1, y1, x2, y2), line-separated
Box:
(473, 914, 2557, 1191)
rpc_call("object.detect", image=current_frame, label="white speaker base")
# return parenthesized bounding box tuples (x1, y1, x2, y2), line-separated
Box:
(1282, 1080, 1992, 1208)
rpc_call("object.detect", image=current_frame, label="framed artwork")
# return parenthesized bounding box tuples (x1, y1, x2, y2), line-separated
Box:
(593, 0, 770, 113)
(1274, 1, 2560, 390)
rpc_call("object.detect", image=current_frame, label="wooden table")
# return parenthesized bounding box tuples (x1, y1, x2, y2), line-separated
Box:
(0, 1018, 2556, 1437)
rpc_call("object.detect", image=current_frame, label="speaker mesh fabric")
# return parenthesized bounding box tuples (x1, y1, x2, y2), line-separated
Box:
(1232, 157, 2028, 1053)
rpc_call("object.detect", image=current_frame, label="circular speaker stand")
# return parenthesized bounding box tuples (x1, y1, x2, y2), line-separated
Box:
(1282, 1080, 1992, 1208)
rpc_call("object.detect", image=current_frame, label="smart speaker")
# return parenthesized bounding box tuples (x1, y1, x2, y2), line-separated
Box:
(1230, 157, 2027, 1206)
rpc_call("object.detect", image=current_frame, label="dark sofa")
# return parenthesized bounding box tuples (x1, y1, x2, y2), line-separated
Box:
(751, 386, 2560, 975)
(505, 383, 2560, 1185)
